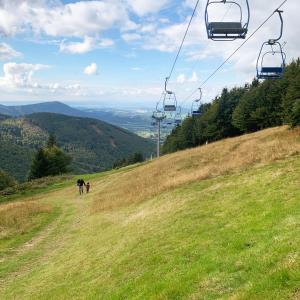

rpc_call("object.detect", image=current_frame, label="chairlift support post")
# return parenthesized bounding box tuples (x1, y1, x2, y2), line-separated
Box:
(205, 0, 250, 41)
(152, 108, 166, 158)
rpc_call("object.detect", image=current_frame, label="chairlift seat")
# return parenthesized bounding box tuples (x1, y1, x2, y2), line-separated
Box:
(192, 111, 201, 116)
(164, 105, 176, 112)
(258, 67, 284, 79)
(208, 22, 247, 35)
(261, 67, 283, 74)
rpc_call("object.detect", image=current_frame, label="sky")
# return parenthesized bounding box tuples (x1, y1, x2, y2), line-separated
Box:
(0, 0, 299, 109)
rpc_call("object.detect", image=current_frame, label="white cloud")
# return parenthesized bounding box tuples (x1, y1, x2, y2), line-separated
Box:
(99, 39, 114, 47)
(0, 0, 134, 53)
(0, 62, 84, 97)
(0, 43, 22, 60)
(0, 1, 135, 37)
(176, 72, 198, 84)
(189, 71, 198, 82)
(126, 0, 170, 16)
(122, 33, 142, 42)
(177, 74, 186, 83)
(84, 63, 98, 75)
(60, 36, 95, 54)
(60, 36, 114, 54)
(0, 62, 49, 89)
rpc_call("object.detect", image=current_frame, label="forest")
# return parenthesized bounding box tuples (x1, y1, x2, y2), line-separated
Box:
(163, 59, 300, 154)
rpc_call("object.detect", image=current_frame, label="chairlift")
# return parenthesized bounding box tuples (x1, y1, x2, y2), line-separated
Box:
(152, 105, 166, 121)
(166, 119, 174, 126)
(205, 0, 250, 41)
(257, 10, 286, 80)
(163, 77, 177, 112)
(174, 106, 182, 125)
(191, 88, 202, 117)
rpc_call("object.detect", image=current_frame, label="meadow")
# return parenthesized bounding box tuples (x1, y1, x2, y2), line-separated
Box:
(0, 126, 299, 299)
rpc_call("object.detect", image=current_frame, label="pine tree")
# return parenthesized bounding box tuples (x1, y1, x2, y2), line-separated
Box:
(291, 99, 300, 127)
(28, 138, 72, 180)
(28, 148, 49, 180)
(47, 134, 57, 148)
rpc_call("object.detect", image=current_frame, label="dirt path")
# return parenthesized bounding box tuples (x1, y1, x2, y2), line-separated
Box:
(0, 186, 88, 288)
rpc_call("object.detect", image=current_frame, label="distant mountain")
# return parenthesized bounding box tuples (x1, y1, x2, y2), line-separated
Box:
(0, 112, 155, 181)
(0, 101, 89, 118)
(0, 101, 152, 136)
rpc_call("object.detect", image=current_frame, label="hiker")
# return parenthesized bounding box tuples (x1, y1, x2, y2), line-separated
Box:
(77, 178, 85, 195)
(86, 182, 90, 193)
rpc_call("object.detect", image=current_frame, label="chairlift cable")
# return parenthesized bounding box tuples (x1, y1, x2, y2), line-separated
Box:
(180, 0, 288, 107)
(166, 0, 200, 84)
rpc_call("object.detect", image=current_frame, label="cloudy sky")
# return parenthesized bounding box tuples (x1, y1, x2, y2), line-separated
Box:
(0, 0, 298, 109)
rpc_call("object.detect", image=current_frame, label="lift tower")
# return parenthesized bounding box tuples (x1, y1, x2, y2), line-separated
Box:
(152, 111, 166, 158)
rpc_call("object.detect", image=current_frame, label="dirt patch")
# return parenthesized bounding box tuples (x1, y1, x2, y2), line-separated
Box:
(110, 138, 117, 148)
(92, 125, 103, 136)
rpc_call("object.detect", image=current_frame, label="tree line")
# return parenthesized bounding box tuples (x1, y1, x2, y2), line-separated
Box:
(162, 59, 300, 154)
(113, 152, 144, 169)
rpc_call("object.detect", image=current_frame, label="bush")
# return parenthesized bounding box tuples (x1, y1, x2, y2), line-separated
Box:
(0, 175, 73, 197)
(0, 170, 17, 191)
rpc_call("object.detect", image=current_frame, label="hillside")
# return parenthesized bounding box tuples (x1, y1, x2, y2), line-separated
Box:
(0, 113, 154, 181)
(0, 126, 299, 299)
(0, 102, 152, 136)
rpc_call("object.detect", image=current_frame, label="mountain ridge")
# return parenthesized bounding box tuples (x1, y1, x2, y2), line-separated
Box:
(0, 112, 155, 181)
(0, 101, 152, 136)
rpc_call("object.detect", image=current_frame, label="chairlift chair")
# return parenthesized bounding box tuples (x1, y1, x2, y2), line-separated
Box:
(256, 10, 286, 80)
(191, 88, 203, 117)
(163, 77, 177, 112)
(152, 105, 166, 121)
(205, 0, 250, 41)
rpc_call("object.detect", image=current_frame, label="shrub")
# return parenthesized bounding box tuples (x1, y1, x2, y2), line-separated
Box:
(0, 170, 17, 191)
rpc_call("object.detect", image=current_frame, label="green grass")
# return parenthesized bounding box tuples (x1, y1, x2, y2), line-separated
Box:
(0, 206, 60, 256)
(0, 155, 299, 299)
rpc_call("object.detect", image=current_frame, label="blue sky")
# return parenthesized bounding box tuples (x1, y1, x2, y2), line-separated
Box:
(0, 0, 298, 109)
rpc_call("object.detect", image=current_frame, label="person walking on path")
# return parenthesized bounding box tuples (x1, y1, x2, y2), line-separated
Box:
(77, 179, 85, 195)
(86, 182, 90, 194)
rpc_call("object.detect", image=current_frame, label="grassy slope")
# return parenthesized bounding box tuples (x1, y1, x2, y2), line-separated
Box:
(0, 126, 299, 299)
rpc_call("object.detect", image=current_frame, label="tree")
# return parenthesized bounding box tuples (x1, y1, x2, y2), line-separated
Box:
(47, 134, 57, 148)
(28, 148, 49, 180)
(291, 99, 300, 127)
(28, 142, 72, 180)
(0, 169, 17, 191)
(113, 152, 144, 169)
(162, 59, 300, 155)
(44, 146, 72, 176)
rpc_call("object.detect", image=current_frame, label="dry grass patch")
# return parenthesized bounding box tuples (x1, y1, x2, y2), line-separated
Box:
(0, 201, 52, 239)
(92, 126, 300, 212)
